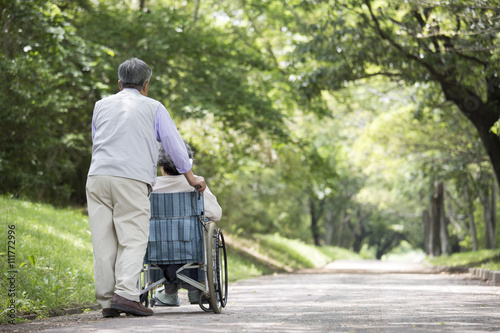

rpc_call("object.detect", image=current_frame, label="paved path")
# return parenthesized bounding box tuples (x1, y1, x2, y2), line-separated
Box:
(6, 261, 500, 332)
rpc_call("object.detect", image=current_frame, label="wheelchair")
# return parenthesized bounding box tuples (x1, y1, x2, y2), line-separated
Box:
(139, 191, 228, 314)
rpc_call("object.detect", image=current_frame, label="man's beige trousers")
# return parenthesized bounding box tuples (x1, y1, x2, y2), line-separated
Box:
(86, 175, 151, 309)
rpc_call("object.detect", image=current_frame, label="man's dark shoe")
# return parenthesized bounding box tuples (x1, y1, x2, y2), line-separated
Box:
(110, 293, 154, 317)
(102, 308, 120, 318)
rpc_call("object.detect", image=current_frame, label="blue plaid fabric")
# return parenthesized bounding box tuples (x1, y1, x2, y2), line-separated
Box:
(145, 192, 205, 265)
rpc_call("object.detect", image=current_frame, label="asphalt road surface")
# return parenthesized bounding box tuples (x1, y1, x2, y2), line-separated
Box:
(5, 260, 500, 332)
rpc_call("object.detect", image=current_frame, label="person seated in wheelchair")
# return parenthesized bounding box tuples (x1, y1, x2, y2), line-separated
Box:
(153, 143, 222, 306)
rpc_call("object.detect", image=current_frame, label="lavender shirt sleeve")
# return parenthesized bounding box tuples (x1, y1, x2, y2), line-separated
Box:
(154, 104, 192, 174)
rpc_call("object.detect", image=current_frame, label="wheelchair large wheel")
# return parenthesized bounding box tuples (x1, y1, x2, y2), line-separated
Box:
(216, 229, 228, 308)
(206, 222, 227, 314)
(140, 291, 149, 307)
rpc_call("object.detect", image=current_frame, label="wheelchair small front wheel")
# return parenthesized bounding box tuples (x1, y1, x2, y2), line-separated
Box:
(198, 292, 212, 312)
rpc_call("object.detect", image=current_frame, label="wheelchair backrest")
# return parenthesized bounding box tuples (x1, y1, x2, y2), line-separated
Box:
(146, 192, 205, 264)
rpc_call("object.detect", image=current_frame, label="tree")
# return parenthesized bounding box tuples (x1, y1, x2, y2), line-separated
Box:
(0, 0, 101, 204)
(287, 0, 500, 190)
(477, 171, 498, 249)
(337, 76, 495, 253)
(214, 0, 499, 251)
(0, 0, 288, 205)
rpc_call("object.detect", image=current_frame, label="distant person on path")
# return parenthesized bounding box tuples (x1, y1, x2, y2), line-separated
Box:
(86, 58, 206, 318)
(152, 144, 222, 306)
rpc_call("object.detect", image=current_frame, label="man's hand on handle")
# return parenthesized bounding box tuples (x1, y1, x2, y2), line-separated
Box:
(183, 170, 207, 193)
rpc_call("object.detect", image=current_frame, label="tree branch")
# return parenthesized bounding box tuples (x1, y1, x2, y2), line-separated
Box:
(193, 0, 200, 22)
(363, 0, 445, 82)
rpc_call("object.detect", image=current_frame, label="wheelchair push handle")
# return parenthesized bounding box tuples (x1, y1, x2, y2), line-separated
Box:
(194, 184, 202, 199)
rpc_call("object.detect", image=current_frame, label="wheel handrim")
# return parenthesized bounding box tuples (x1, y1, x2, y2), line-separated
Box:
(215, 230, 228, 308)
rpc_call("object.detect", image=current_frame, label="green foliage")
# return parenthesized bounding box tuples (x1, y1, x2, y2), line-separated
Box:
(281, 0, 500, 254)
(0, 0, 105, 204)
(426, 249, 500, 268)
(290, 0, 500, 97)
(0, 0, 288, 206)
(77, 0, 287, 138)
(478, 262, 500, 272)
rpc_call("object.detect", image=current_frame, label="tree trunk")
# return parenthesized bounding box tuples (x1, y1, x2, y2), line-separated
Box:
(375, 231, 403, 260)
(337, 213, 350, 248)
(193, 0, 201, 21)
(479, 179, 496, 249)
(490, 182, 497, 249)
(429, 182, 442, 257)
(436, 182, 452, 255)
(309, 199, 321, 246)
(350, 209, 368, 253)
(324, 209, 334, 245)
(481, 188, 492, 249)
(474, 119, 500, 193)
(441, 82, 500, 190)
(481, 181, 497, 250)
(464, 184, 479, 251)
(422, 209, 431, 254)
(436, 70, 500, 252)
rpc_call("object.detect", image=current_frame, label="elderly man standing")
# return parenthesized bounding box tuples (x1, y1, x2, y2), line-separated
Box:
(86, 58, 206, 318)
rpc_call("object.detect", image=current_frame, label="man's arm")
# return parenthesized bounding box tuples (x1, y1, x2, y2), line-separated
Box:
(155, 104, 192, 173)
(155, 104, 206, 192)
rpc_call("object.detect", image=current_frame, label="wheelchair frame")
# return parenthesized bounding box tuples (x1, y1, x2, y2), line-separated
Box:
(139, 191, 228, 314)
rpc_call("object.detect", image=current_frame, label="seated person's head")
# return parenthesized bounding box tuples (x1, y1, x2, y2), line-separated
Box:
(158, 143, 194, 176)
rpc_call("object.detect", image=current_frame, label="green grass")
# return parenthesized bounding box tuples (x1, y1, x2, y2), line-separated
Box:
(317, 245, 364, 261)
(226, 251, 274, 281)
(253, 233, 362, 269)
(478, 262, 500, 271)
(426, 249, 500, 269)
(0, 197, 96, 323)
(0, 196, 361, 324)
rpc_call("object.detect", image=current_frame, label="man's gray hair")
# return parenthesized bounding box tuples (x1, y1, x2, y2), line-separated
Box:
(118, 58, 152, 90)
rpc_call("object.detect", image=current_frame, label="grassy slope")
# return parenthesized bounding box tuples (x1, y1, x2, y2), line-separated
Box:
(0, 197, 96, 322)
(426, 249, 500, 271)
(0, 196, 360, 323)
